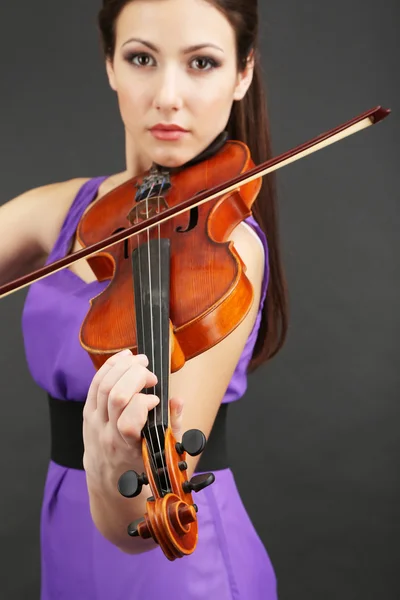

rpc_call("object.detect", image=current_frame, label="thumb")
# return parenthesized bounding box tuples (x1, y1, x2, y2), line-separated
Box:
(169, 396, 184, 442)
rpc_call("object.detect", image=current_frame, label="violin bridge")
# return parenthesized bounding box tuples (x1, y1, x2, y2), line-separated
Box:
(127, 195, 169, 225)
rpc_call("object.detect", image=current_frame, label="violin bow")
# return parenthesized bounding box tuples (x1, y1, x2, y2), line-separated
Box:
(0, 105, 390, 300)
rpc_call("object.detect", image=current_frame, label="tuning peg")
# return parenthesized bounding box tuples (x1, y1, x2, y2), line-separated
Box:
(118, 470, 149, 498)
(176, 429, 206, 457)
(127, 518, 142, 537)
(182, 473, 215, 494)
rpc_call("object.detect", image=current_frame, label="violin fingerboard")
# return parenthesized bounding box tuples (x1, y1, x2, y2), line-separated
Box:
(131, 237, 171, 431)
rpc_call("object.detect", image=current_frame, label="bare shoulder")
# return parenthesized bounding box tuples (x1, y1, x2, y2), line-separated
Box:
(32, 171, 130, 253)
(21, 177, 91, 254)
(0, 177, 90, 285)
(12, 177, 89, 207)
(1, 177, 89, 248)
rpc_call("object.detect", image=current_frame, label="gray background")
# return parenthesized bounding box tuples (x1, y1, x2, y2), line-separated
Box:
(0, 1, 398, 598)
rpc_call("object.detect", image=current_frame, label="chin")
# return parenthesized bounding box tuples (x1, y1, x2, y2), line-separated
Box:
(152, 147, 194, 169)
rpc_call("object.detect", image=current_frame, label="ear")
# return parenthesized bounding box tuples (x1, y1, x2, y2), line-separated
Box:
(105, 58, 117, 91)
(233, 52, 255, 101)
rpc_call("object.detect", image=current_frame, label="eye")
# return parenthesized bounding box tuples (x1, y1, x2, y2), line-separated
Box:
(190, 56, 220, 71)
(126, 52, 156, 67)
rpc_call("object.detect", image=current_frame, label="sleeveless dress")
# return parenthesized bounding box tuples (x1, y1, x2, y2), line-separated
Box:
(21, 177, 278, 600)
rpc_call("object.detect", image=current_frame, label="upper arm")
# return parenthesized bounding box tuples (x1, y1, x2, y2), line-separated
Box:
(0, 178, 88, 286)
(169, 222, 265, 474)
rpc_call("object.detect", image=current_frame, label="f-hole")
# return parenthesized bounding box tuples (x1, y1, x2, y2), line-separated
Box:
(176, 207, 199, 233)
(112, 227, 129, 259)
(176, 188, 206, 233)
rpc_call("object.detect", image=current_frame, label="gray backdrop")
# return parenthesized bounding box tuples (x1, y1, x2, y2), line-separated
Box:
(0, 1, 398, 598)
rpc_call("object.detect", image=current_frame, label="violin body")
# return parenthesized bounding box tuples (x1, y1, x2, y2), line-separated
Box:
(77, 140, 261, 371)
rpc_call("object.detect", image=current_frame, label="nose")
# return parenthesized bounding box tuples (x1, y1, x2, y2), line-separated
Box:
(152, 66, 184, 113)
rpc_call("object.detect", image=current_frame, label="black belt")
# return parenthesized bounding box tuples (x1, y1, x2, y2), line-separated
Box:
(48, 394, 229, 473)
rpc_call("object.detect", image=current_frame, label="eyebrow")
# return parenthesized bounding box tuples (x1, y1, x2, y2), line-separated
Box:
(121, 37, 224, 54)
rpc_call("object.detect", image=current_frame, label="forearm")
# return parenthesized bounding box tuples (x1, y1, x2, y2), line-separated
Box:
(86, 472, 158, 555)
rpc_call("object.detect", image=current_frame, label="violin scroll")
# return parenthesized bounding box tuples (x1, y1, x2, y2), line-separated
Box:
(118, 426, 215, 560)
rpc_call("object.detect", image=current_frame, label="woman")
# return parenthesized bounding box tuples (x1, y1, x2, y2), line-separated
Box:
(0, 0, 288, 598)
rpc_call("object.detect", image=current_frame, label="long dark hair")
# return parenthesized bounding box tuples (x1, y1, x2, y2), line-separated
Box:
(98, 0, 289, 372)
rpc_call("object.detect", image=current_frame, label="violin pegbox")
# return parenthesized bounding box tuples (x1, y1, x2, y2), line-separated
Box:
(118, 426, 215, 560)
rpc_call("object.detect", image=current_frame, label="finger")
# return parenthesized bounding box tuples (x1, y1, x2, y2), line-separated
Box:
(117, 392, 160, 447)
(85, 349, 132, 414)
(169, 396, 184, 442)
(95, 352, 139, 421)
(107, 363, 158, 426)
(87, 351, 153, 422)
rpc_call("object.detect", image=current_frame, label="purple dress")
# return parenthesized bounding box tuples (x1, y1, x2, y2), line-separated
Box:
(22, 177, 277, 599)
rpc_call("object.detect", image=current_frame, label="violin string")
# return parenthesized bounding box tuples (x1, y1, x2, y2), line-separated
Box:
(137, 227, 159, 485)
(157, 177, 172, 492)
(153, 175, 171, 489)
(157, 191, 163, 427)
(143, 175, 168, 491)
(137, 179, 163, 493)
(137, 215, 160, 490)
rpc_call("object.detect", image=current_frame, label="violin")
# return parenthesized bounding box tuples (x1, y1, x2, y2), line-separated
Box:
(0, 105, 390, 560)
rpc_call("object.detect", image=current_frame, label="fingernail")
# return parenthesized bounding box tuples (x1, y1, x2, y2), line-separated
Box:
(136, 354, 149, 365)
(120, 349, 132, 356)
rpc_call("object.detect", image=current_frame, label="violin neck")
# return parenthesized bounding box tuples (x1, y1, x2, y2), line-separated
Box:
(131, 237, 171, 438)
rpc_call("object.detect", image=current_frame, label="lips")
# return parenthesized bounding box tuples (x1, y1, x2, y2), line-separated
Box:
(149, 123, 189, 142)
(150, 124, 188, 132)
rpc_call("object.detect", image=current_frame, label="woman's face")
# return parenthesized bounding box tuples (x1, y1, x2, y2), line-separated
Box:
(106, 0, 253, 170)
